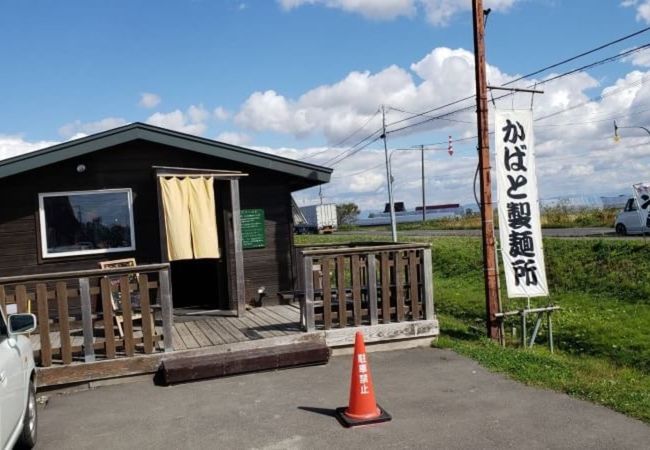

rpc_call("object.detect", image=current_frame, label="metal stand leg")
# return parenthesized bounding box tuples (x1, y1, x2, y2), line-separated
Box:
(548, 311, 554, 353)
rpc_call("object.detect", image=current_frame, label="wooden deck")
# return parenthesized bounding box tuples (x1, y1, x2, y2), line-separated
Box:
(29, 304, 301, 359)
(34, 305, 438, 388)
(171, 304, 302, 350)
(6, 242, 440, 388)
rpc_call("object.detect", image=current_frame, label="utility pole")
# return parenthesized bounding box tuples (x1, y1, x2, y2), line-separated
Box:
(472, 0, 500, 340)
(420, 145, 426, 223)
(382, 105, 397, 242)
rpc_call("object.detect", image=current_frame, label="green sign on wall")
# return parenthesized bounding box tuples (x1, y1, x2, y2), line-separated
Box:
(240, 209, 266, 249)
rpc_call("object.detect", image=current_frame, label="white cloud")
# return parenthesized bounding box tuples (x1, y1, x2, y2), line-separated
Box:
(234, 43, 650, 211)
(278, 0, 416, 20)
(187, 104, 209, 124)
(0, 135, 58, 162)
(146, 105, 209, 135)
(623, 46, 650, 67)
(278, 0, 518, 25)
(216, 131, 252, 146)
(623, 0, 650, 22)
(59, 117, 128, 139)
(213, 106, 231, 121)
(138, 92, 161, 109)
(235, 47, 509, 142)
(420, 0, 516, 26)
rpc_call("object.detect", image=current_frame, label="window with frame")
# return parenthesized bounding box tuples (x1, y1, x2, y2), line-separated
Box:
(625, 199, 638, 212)
(39, 189, 136, 258)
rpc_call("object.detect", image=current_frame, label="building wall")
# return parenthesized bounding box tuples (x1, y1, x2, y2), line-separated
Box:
(0, 140, 298, 305)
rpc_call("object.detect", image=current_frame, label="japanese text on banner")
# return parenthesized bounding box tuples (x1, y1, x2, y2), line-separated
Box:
(495, 110, 548, 298)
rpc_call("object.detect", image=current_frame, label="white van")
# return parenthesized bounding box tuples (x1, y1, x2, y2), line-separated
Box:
(614, 198, 650, 235)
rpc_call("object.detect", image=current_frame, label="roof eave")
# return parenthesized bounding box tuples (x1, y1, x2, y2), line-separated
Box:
(0, 123, 332, 184)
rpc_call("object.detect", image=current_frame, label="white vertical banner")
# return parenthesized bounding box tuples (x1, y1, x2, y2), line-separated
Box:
(495, 110, 548, 298)
(632, 182, 650, 229)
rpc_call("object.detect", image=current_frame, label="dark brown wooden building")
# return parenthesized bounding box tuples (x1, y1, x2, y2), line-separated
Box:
(0, 122, 332, 314)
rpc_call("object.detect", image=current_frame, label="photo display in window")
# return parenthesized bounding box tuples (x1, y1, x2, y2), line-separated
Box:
(42, 191, 133, 255)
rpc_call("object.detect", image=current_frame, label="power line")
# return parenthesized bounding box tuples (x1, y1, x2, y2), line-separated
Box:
(326, 131, 383, 166)
(387, 42, 650, 136)
(298, 108, 381, 162)
(386, 96, 476, 127)
(319, 127, 382, 166)
(382, 26, 650, 130)
(536, 72, 650, 122)
(502, 26, 650, 87)
(388, 106, 474, 124)
(537, 102, 650, 128)
(318, 29, 650, 172)
(330, 145, 453, 179)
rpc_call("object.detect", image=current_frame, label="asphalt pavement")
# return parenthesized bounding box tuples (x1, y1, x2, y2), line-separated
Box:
(37, 347, 649, 449)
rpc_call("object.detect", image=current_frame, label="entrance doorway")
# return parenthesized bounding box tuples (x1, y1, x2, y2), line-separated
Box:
(155, 167, 247, 316)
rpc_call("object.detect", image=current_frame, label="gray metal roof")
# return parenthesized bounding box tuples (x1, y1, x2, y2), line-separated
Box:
(0, 122, 333, 185)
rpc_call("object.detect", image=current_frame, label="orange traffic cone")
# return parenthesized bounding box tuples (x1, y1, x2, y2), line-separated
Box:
(335, 331, 392, 427)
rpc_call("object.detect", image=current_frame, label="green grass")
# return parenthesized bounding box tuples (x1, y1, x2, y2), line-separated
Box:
(297, 234, 650, 422)
(435, 315, 650, 423)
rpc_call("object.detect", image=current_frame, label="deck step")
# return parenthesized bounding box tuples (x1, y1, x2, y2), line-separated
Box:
(159, 341, 330, 384)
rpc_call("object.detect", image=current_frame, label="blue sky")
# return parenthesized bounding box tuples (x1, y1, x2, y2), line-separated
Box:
(3, 1, 650, 209)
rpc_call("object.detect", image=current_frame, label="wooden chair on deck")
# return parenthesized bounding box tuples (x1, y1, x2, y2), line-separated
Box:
(98, 258, 143, 337)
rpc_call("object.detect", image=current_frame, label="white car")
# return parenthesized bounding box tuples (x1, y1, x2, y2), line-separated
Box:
(0, 309, 38, 450)
(615, 198, 650, 235)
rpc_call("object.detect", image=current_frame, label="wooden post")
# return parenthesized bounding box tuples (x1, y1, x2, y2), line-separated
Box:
(100, 277, 116, 359)
(155, 174, 170, 264)
(159, 268, 174, 352)
(408, 250, 420, 320)
(120, 276, 135, 357)
(422, 248, 434, 321)
(321, 257, 332, 329)
(302, 255, 316, 332)
(351, 254, 362, 326)
(472, 0, 501, 340)
(302, 256, 316, 332)
(367, 253, 378, 326)
(15, 285, 27, 313)
(336, 255, 347, 327)
(56, 282, 72, 365)
(79, 277, 96, 363)
(36, 283, 52, 367)
(381, 252, 391, 324)
(230, 178, 246, 316)
(138, 274, 154, 354)
(0, 285, 5, 315)
(395, 251, 405, 322)
(295, 246, 305, 294)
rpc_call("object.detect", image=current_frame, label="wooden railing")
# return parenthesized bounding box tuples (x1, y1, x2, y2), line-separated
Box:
(0, 264, 174, 367)
(296, 243, 434, 332)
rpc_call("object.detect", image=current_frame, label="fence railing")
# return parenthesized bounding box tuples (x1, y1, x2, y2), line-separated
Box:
(296, 243, 434, 331)
(0, 264, 174, 367)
